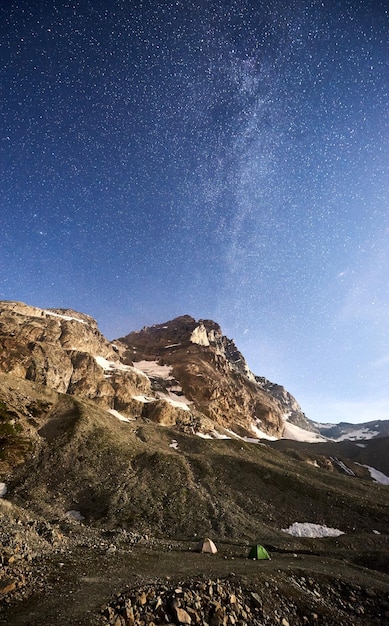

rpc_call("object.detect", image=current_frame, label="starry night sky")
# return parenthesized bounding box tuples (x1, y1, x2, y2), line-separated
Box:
(1, 0, 388, 423)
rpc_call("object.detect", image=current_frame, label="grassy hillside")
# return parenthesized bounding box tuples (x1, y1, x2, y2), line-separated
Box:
(1, 373, 388, 543)
(1, 372, 389, 625)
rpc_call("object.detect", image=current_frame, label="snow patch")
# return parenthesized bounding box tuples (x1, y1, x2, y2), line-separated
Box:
(282, 422, 327, 443)
(222, 428, 267, 445)
(132, 392, 191, 411)
(196, 430, 231, 440)
(330, 456, 355, 476)
(334, 428, 379, 441)
(212, 430, 231, 439)
(169, 440, 179, 450)
(132, 360, 174, 379)
(242, 437, 262, 444)
(251, 423, 278, 441)
(94, 356, 150, 381)
(357, 464, 389, 485)
(157, 393, 191, 411)
(197, 428, 268, 443)
(94, 356, 132, 372)
(132, 395, 155, 403)
(282, 522, 345, 538)
(45, 310, 87, 324)
(108, 409, 135, 423)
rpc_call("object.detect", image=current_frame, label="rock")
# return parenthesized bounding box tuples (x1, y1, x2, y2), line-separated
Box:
(210, 603, 227, 625)
(175, 606, 192, 624)
(250, 592, 262, 608)
(186, 606, 201, 623)
(0, 301, 151, 418)
(0, 578, 16, 594)
(124, 605, 135, 625)
(138, 591, 147, 605)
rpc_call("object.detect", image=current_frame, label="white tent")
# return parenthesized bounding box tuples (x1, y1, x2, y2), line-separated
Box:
(196, 538, 217, 554)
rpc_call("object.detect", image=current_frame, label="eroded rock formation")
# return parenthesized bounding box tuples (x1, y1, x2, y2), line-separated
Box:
(0, 302, 297, 437)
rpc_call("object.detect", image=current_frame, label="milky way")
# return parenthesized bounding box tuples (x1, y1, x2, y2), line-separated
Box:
(1, 0, 388, 422)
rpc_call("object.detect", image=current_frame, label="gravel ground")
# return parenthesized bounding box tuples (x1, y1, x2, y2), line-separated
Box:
(1, 517, 389, 626)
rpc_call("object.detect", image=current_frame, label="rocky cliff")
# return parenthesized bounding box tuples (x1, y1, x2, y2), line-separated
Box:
(118, 315, 285, 437)
(0, 301, 150, 419)
(256, 376, 315, 431)
(0, 302, 292, 437)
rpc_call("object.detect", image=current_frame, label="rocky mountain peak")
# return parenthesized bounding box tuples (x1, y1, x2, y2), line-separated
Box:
(0, 301, 314, 439)
(118, 316, 283, 437)
(120, 316, 256, 384)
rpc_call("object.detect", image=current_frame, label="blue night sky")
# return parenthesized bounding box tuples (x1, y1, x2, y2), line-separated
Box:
(1, 0, 388, 423)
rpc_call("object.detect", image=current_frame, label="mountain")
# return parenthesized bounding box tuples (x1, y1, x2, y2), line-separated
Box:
(117, 314, 288, 437)
(0, 301, 388, 625)
(1, 299, 388, 446)
(0, 302, 295, 439)
(316, 420, 389, 441)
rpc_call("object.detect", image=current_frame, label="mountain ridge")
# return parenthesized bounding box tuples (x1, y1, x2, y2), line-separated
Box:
(0, 302, 289, 439)
(1, 300, 387, 441)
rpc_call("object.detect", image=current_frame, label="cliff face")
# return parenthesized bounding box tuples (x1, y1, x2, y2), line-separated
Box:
(0, 302, 287, 437)
(118, 316, 284, 437)
(255, 376, 314, 431)
(0, 301, 150, 417)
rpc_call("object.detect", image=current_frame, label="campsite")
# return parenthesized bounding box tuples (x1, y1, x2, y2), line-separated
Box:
(1, 516, 388, 625)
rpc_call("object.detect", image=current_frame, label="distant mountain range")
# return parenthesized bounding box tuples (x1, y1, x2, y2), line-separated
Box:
(315, 420, 389, 441)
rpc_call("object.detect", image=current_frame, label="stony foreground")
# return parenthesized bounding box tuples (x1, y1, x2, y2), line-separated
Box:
(101, 575, 389, 626)
(1, 510, 388, 626)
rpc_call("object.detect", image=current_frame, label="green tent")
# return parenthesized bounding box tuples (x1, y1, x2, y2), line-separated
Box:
(248, 544, 271, 560)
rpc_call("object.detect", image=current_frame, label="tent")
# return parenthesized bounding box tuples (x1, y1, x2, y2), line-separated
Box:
(248, 544, 271, 560)
(196, 538, 217, 554)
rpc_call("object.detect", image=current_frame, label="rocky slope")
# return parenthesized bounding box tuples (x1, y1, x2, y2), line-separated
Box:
(0, 370, 388, 624)
(0, 371, 387, 538)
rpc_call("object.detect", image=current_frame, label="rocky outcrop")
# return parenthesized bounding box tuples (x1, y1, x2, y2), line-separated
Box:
(142, 398, 191, 426)
(0, 301, 149, 417)
(119, 316, 284, 437)
(256, 376, 315, 432)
